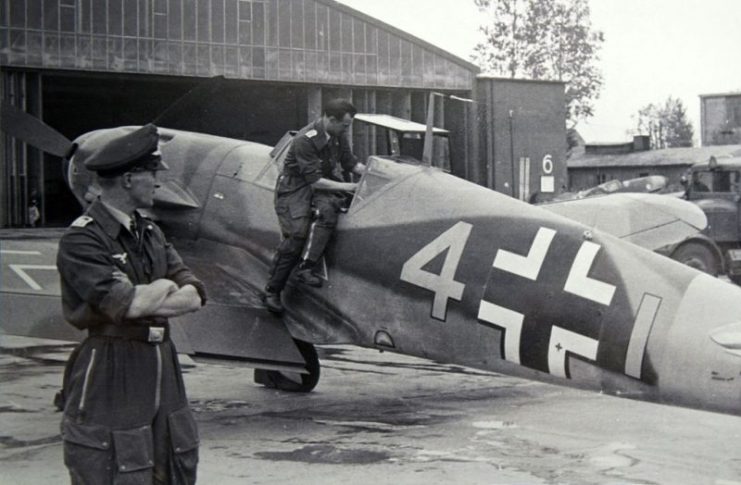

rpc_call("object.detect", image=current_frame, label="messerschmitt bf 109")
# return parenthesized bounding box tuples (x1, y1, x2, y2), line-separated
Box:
(1, 97, 740, 418)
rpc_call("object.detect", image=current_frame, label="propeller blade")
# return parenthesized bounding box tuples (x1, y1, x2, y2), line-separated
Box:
(153, 75, 227, 134)
(1, 101, 73, 158)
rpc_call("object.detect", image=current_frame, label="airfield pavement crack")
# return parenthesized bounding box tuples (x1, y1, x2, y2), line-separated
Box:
(0, 434, 61, 451)
(254, 443, 392, 465)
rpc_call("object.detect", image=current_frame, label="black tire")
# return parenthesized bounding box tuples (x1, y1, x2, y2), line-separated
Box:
(729, 274, 741, 286)
(254, 339, 320, 392)
(671, 242, 719, 276)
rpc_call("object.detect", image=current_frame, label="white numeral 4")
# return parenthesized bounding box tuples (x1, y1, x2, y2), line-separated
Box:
(401, 222, 472, 320)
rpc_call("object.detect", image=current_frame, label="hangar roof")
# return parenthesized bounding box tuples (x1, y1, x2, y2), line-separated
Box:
(568, 145, 741, 169)
(321, 0, 479, 73)
(0, 0, 478, 90)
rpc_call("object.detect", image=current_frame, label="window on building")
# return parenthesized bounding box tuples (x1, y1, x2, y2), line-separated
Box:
(60, 0, 76, 32)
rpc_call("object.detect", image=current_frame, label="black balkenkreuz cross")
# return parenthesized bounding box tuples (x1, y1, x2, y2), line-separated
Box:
(476, 225, 629, 379)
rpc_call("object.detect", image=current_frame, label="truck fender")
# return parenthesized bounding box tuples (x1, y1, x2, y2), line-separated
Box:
(664, 234, 724, 276)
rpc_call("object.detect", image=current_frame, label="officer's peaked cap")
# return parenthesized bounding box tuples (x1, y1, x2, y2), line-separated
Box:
(84, 124, 168, 177)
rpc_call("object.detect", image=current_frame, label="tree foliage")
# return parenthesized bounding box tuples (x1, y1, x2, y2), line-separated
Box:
(634, 97, 694, 148)
(472, 0, 604, 128)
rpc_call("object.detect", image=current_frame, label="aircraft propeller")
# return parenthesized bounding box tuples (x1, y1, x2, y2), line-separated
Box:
(0, 100, 75, 158)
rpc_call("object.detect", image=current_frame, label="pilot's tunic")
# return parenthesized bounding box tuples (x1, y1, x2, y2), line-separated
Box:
(266, 119, 357, 292)
(56, 200, 206, 485)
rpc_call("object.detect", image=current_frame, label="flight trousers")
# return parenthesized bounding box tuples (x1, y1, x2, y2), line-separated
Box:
(60, 335, 199, 485)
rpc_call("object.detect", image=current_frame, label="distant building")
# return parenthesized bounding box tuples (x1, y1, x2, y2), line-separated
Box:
(700, 92, 741, 146)
(567, 144, 741, 191)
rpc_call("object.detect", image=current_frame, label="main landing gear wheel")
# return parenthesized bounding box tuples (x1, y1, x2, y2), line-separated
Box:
(254, 339, 320, 392)
(671, 242, 719, 276)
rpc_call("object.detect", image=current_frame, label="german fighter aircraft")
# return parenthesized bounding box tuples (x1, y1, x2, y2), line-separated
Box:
(1, 99, 741, 418)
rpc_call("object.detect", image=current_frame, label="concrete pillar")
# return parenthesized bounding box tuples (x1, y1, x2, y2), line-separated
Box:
(391, 91, 411, 120)
(0, 70, 6, 228)
(411, 91, 426, 123)
(27, 73, 43, 226)
(484, 81, 495, 190)
(468, 82, 481, 185)
(367, 90, 377, 156)
(376, 90, 392, 114)
(307, 86, 322, 123)
(435, 95, 444, 127)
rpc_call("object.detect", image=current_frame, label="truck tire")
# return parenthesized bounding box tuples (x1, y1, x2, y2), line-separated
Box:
(671, 242, 719, 276)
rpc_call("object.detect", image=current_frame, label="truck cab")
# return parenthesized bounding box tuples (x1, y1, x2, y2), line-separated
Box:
(684, 155, 741, 282)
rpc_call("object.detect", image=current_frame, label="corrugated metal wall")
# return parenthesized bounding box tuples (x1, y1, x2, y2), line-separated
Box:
(0, 0, 475, 89)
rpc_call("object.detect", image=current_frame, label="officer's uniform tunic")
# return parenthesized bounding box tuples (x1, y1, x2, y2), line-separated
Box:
(266, 119, 357, 292)
(57, 200, 205, 484)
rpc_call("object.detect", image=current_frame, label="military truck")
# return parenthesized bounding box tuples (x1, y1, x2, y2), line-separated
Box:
(683, 155, 741, 283)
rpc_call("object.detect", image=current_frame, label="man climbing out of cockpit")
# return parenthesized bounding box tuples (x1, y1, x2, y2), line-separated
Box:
(263, 98, 366, 314)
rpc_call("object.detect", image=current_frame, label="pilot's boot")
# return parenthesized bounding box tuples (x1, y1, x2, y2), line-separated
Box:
(262, 287, 284, 314)
(295, 261, 322, 287)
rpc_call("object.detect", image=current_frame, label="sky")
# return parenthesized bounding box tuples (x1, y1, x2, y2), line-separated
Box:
(337, 0, 741, 144)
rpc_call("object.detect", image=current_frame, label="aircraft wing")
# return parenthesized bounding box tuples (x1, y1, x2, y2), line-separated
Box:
(540, 192, 708, 251)
(0, 235, 307, 373)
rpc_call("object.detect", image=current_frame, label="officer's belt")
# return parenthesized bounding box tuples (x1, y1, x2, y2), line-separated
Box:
(89, 323, 169, 343)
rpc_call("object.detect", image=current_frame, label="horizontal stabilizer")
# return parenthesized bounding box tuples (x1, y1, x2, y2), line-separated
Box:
(1, 293, 83, 342)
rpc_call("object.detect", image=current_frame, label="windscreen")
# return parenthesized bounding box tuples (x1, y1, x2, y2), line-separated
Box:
(351, 156, 421, 209)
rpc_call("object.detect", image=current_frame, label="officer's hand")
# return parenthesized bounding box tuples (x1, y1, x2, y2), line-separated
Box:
(151, 278, 179, 295)
(178, 284, 201, 303)
(345, 182, 359, 192)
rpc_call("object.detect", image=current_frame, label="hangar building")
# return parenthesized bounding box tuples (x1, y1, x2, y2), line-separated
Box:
(1, 0, 566, 227)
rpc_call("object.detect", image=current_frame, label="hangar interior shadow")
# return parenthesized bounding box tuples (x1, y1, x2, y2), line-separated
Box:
(37, 74, 310, 225)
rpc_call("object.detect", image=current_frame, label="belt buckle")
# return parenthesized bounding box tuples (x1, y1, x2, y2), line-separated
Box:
(148, 327, 165, 343)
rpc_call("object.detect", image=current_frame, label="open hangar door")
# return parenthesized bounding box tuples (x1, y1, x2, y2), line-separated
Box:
(36, 72, 197, 226)
(35, 74, 308, 226)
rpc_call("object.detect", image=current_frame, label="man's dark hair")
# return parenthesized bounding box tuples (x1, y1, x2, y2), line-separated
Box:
(323, 98, 357, 120)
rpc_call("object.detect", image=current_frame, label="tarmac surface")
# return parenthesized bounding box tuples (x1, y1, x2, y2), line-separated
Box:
(2, 229, 741, 484)
(1, 335, 741, 485)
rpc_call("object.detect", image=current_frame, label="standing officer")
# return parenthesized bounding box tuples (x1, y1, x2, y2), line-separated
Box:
(56, 124, 207, 484)
(263, 99, 366, 314)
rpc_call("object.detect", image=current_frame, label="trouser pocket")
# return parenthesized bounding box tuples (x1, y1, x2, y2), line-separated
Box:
(61, 417, 156, 485)
(167, 406, 200, 485)
(62, 418, 114, 484)
(112, 425, 155, 485)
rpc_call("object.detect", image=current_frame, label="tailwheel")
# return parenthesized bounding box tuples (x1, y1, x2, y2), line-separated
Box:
(254, 339, 320, 392)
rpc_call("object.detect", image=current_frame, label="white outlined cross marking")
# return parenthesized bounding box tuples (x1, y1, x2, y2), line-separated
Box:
(477, 300, 524, 364)
(548, 326, 599, 378)
(493, 227, 556, 280)
(564, 241, 616, 306)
